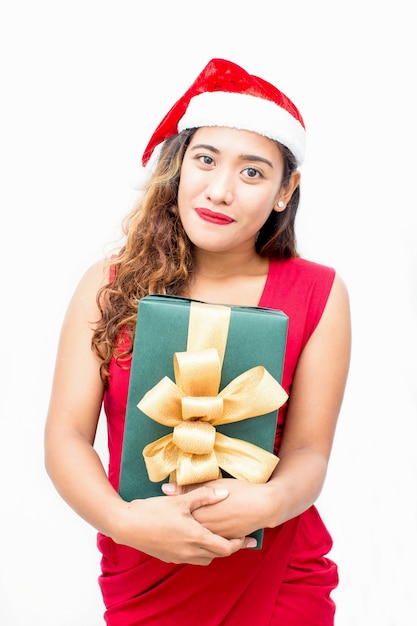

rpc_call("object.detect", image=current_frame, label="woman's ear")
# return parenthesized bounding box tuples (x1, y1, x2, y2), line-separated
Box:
(274, 170, 301, 212)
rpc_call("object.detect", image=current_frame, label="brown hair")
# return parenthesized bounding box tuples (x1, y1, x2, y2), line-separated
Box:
(92, 129, 300, 385)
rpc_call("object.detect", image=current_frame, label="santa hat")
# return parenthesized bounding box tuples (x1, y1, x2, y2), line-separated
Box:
(136, 58, 305, 188)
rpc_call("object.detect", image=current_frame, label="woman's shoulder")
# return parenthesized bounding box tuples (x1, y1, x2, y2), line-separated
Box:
(261, 256, 342, 324)
(66, 258, 112, 314)
(75, 258, 112, 291)
(263, 257, 349, 353)
(270, 256, 336, 279)
(273, 256, 334, 273)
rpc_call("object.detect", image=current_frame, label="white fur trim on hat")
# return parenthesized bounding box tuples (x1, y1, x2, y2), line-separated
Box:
(178, 91, 306, 165)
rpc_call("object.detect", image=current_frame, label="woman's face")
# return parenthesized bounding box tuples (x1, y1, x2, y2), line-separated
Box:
(177, 126, 286, 255)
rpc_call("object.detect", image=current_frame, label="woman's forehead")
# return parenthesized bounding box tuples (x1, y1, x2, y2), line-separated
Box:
(189, 126, 283, 158)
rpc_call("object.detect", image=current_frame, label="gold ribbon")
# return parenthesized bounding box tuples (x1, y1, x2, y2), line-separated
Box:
(138, 301, 288, 485)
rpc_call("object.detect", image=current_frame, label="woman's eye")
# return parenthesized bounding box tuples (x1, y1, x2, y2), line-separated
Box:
(243, 167, 261, 179)
(198, 155, 214, 166)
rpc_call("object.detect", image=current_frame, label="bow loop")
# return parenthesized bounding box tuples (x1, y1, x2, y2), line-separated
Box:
(173, 421, 216, 454)
(181, 395, 224, 421)
(174, 348, 220, 395)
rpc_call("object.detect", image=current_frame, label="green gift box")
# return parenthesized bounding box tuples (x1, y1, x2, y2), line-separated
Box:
(119, 295, 288, 547)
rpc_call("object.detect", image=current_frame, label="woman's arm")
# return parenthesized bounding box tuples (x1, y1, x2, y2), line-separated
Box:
(263, 273, 351, 526)
(44, 260, 254, 564)
(176, 274, 351, 538)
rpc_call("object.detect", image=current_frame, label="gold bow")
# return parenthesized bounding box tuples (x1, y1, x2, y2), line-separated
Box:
(138, 302, 288, 485)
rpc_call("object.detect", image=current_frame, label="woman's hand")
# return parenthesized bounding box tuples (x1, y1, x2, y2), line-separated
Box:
(111, 485, 257, 566)
(162, 478, 272, 540)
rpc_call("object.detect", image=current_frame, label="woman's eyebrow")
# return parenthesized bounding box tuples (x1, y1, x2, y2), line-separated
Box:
(190, 143, 220, 153)
(239, 154, 274, 168)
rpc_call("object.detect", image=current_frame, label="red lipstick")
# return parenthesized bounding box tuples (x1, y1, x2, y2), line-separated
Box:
(196, 208, 234, 225)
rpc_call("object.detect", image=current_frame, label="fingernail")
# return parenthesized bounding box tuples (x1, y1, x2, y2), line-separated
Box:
(246, 538, 257, 549)
(214, 488, 229, 497)
(162, 483, 176, 494)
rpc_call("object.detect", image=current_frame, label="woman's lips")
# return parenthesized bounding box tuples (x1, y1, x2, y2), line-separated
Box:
(195, 208, 234, 225)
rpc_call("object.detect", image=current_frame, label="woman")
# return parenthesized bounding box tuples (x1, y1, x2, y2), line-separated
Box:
(45, 58, 351, 625)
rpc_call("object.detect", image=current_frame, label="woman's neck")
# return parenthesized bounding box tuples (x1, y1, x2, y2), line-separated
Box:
(192, 248, 267, 279)
(185, 249, 270, 306)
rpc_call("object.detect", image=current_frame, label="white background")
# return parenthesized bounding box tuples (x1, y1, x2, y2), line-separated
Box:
(1, 1, 416, 624)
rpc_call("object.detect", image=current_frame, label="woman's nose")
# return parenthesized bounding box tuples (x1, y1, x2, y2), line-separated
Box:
(205, 170, 234, 205)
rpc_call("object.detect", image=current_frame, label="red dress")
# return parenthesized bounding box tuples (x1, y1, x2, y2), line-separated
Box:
(98, 257, 339, 625)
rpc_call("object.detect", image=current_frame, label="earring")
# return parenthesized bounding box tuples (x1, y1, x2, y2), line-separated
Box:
(277, 201, 285, 209)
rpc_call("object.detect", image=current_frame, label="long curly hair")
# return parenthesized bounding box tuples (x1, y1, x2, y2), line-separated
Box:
(92, 128, 300, 385)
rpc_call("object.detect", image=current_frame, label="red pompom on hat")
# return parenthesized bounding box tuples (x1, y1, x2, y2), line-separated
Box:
(142, 58, 305, 168)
